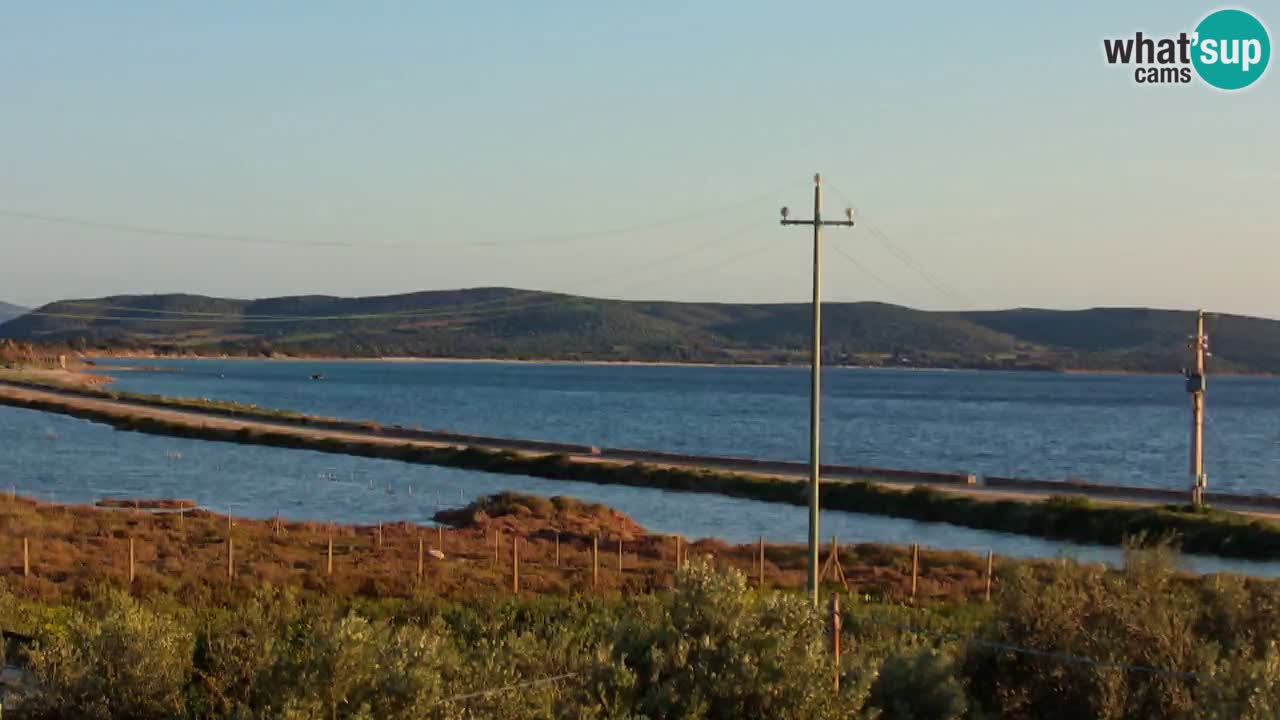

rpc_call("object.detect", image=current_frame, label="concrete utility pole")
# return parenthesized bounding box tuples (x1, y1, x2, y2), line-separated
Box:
(781, 173, 855, 606)
(1186, 310, 1209, 506)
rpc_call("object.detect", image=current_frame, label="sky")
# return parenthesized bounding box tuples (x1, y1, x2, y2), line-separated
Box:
(1, 2, 1277, 316)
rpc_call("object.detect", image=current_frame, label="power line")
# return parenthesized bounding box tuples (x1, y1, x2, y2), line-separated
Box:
(608, 225, 775, 296)
(862, 221, 975, 308)
(4, 186, 796, 325)
(0, 209, 335, 248)
(15, 222, 775, 325)
(502, 181, 802, 247)
(829, 243, 917, 307)
(0, 181, 800, 252)
(601, 219, 764, 289)
(824, 181, 974, 308)
(844, 605, 1203, 681)
(431, 672, 579, 706)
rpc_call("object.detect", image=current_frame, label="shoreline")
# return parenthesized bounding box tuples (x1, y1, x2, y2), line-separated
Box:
(84, 353, 1234, 378)
(5, 366, 116, 388)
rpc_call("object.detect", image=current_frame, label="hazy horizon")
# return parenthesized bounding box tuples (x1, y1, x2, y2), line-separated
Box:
(2, 2, 1276, 317)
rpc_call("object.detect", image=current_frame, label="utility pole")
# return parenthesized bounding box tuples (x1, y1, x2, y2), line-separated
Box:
(1186, 309, 1208, 506)
(781, 173, 855, 606)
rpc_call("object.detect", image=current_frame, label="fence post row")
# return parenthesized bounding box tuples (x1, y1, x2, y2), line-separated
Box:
(910, 543, 920, 599)
(829, 593, 841, 691)
(758, 536, 765, 588)
(985, 550, 994, 602)
(0, 496, 1007, 608)
(512, 537, 520, 593)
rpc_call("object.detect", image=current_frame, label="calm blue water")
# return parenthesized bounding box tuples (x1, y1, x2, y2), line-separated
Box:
(6, 359, 1280, 574)
(98, 359, 1280, 495)
(4, 403, 1277, 576)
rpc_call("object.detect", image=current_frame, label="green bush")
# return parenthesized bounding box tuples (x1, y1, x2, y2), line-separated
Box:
(866, 649, 967, 720)
(593, 560, 856, 719)
(1199, 647, 1280, 720)
(10, 542, 1280, 719)
(24, 590, 193, 720)
(961, 545, 1280, 720)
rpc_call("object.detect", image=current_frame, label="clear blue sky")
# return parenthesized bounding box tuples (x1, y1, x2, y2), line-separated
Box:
(1, 2, 1276, 316)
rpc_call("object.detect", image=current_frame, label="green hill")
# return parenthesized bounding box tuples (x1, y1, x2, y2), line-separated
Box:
(0, 288, 1273, 373)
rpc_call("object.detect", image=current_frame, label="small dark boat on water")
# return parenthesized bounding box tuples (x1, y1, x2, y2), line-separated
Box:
(310, 373, 325, 380)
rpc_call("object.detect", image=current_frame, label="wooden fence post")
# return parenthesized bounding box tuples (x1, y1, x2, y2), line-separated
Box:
(985, 550, 994, 602)
(758, 536, 765, 588)
(830, 593, 842, 692)
(327, 532, 334, 577)
(418, 536, 425, 582)
(377, 523, 383, 549)
(23, 537, 30, 578)
(512, 538, 520, 593)
(911, 543, 920, 600)
(437, 525, 443, 552)
(592, 535, 599, 590)
(820, 535, 849, 590)
(674, 536, 682, 573)
(129, 537, 135, 584)
(554, 531, 560, 568)
(493, 530, 500, 568)
(617, 538, 623, 573)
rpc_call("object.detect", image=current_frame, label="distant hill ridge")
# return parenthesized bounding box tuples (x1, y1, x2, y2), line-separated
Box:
(2, 288, 1277, 373)
(0, 301, 26, 324)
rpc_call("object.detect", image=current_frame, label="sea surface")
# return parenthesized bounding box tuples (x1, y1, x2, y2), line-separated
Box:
(3, 359, 1279, 575)
(99, 359, 1279, 494)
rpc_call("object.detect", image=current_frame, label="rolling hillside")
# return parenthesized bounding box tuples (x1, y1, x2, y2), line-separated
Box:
(0, 301, 25, 324)
(1, 288, 1275, 373)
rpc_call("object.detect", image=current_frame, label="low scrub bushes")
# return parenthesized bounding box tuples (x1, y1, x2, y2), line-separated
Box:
(7, 564, 862, 719)
(5, 549, 1280, 719)
(964, 545, 1280, 719)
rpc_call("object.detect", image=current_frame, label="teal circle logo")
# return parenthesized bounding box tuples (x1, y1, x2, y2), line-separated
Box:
(1192, 9, 1270, 90)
